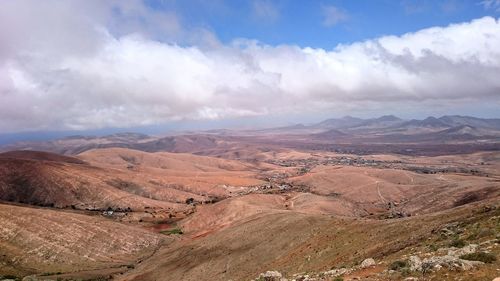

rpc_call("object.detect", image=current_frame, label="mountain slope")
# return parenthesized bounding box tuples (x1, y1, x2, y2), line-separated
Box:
(0, 148, 266, 212)
(439, 115, 500, 129)
(0, 203, 162, 277)
(118, 200, 500, 281)
(314, 116, 366, 129)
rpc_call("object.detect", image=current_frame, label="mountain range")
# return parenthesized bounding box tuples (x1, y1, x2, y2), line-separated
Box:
(1, 115, 500, 156)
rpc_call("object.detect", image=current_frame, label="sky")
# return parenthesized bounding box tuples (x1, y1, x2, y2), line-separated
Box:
(1, 0, 500, 136)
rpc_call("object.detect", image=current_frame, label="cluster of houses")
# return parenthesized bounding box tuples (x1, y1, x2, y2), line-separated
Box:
(267, 156, 487, 177)
(267, 156, 389, 171)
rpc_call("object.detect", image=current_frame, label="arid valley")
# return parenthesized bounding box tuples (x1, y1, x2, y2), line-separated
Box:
(2, 1, 500, 280)
(1, 115, 499, 281)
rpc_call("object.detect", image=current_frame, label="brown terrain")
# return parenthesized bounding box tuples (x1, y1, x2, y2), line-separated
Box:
(1, 116, 499, 281)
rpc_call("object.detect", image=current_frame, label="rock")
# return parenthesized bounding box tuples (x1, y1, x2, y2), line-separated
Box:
(408, 255, 422, 271)
(439, 222, 464, 238)
(461, 259, 483, 271)
(440, 228, 455, 237)
(447, 244, 478, 257)
(404, 278, 419, 281)
(256, 271, 286, 281)
(360, 258, 376, 268)
(324, 268, 350, 277)
(291, 275, 315, 281)
(420, 255, 483, 272)
(492, 277, 500, 281)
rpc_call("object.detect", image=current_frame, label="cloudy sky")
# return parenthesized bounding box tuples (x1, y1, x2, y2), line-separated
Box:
(1, 0, 500, 133)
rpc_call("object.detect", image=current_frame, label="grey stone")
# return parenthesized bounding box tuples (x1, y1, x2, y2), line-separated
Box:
(256, 271, 286, 281)
(408, 255, 422, 271)
(360, 258, 376, 268)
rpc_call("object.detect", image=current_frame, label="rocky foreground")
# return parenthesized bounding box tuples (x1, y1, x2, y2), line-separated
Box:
(254, 239, 499, 281)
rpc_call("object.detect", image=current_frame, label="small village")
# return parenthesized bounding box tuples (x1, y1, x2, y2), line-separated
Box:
(266, 155, 489, 177)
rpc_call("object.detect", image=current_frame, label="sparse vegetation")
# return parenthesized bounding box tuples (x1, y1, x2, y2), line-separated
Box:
(119, 155, 138, 165)
(389, 260, 408, 270)
(460, 252, 497, 263)
(333, 277, 343, 281)
(428, 243, 439, 252)
(476, 228, 494, 239)
(160, 228, 183, 235)
(466, 224, 497, 241)
(449, 238, 465, 248)
(1, 275, 20, 281)
(399, 268, 411, 276)
(41, 271, 62, 276)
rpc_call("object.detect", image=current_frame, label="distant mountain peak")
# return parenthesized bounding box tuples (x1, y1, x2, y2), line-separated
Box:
(422, 116, 442, 122)
(109, 132, 150, 139)
(340, 115, 362, 120)
(376, 115, 402, 122)
(316, 116, 366, 129)
(63, 135, 95, 140)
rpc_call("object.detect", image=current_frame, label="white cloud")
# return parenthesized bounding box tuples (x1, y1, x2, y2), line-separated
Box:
(322, 5, 349, 27)
(0, 1, 500, 132)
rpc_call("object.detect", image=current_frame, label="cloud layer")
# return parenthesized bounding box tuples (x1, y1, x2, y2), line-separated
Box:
(1, 1, 500, 132)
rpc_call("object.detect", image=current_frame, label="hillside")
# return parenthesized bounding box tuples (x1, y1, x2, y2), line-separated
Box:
(0, 149, 265, 212)
(0, 203, 162, 278)
(1, 147, 499, 281)
(117, 199, 500, 281)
